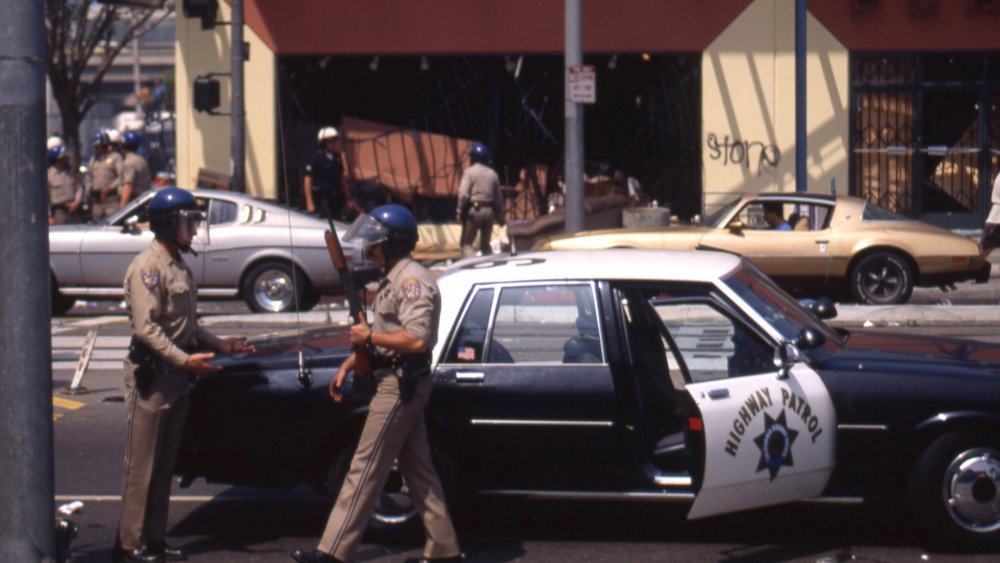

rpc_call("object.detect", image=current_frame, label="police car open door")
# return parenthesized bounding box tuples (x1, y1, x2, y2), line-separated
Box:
(655, 299, 836, 520)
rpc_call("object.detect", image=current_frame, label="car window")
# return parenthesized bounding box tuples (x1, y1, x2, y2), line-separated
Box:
(786, 203, 832, 231)
(862, 202, 907, 221)
(209, 199, 238, 225)
(734, 202, 774, 229)
(489, 283, 603, 364)
(445, 288, 495, 364)
(655, 300, 775, 382)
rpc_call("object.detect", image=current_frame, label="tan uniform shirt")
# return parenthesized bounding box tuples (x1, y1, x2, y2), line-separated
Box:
(987, 173, 1000, 225)
(122, 152, 152, 200)
(47, 166, 82, 209)
(372, 257, 440, 355)
(87, 151, 123, 200)
(457, 162, 501, 213)
(124, 240, 220, 369)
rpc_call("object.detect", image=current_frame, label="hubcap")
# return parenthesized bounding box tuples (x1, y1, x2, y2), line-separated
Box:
(372, 460, 417, 525)
(253, 269, 294, 312)
(943, 448, 1000, 533)
(862, 262, 901, 299)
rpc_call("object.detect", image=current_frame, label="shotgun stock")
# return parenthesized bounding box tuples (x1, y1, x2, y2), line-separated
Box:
(324, 229, 372, 376)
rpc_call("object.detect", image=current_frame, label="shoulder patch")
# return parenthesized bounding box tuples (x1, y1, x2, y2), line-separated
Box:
(401, 278, 423, 301)
(141, 269, 160, 289)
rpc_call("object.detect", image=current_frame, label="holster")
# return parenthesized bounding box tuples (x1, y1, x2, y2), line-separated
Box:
(395, 354, 431, 404)
(353, 370, 376, 398)
(127, 336, 165, 395)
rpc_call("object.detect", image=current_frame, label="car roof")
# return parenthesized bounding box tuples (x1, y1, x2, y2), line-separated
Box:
(753, 192, 837, 204)
(438, 249, 742, 289)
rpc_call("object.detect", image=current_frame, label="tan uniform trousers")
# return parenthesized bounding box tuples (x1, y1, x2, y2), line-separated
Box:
(91, 198, 120, 221)
(116, 362, 189, 551)
(318, 370, 460, 561)
(460, 205, 495, 258)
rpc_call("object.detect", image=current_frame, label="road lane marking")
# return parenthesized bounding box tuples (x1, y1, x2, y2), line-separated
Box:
(53, 397, 86, 410)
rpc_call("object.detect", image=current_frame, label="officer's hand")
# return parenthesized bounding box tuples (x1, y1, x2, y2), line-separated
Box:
(67, 201, 80, 213)
(306, 204, 315, 213)
(217, 336, 256, 356)
(455, 211, 462, 222)
(349, 316, 371, 346)
(329, 366, 349, 402)
(184, 352, 222, 375)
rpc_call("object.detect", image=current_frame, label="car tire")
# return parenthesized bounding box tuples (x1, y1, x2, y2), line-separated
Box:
(849, 251, 913, 304)
(241, 261, 312, 313)
(908, 432, 1000, 551)
(51, 286, 76, 316)
(325, 445, 463, 541)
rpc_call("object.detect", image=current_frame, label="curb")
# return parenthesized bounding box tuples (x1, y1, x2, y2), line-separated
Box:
(828, 304, 999, 326)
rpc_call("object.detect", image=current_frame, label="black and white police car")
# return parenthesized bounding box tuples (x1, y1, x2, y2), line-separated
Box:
(181, 249, 1000, 550)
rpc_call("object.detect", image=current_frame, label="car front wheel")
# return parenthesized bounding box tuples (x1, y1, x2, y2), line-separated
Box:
(849, 251, 913, 304)
(909, 432, 1000, 551)
(241, 261, 314, 313)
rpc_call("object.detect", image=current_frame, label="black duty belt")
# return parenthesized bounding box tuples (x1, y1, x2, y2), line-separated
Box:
(374, 352, 431, 371)
(471, 201, 492, 210)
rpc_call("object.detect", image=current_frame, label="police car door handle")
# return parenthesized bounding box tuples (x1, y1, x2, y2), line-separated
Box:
(456, 372, 485, 383)
(815, 239, 830, 244)
(708, 388, 730, 400)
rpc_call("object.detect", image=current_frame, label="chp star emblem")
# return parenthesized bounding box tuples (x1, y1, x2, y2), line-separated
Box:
(141, 270, 160, 289)
(753, 409, 799, 481)
(401, 278, 423, 301)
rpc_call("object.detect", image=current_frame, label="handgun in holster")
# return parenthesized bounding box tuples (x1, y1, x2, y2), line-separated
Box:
(127, 336, 165, 395)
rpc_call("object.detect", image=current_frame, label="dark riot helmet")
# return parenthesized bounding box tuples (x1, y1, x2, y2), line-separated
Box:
(343, 204, 418, 259)
(470, 142, 490, 164)
(148, 187, 204, 249)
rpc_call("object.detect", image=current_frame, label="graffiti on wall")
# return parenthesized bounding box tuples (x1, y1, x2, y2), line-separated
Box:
(707, 133, 781, 176)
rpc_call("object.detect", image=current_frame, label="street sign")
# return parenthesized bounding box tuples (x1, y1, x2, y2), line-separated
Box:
(568, 65, 596, 104)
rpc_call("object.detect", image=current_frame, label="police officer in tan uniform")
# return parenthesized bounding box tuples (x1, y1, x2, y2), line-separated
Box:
(456, 142, 502, 258)
(47, 145, 82, 225)
(113, 187, 254, 563)
(120, 130, 152, 207)
(292, 205, 462, 563)
(86, 129, 123, 221)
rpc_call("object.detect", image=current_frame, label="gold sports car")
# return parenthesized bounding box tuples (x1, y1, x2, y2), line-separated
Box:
(535, 193, 991, 304)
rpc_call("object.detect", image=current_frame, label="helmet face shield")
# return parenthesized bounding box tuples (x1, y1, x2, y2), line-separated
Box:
(178, 208, 208, 245)
(343, 213, 390, 248)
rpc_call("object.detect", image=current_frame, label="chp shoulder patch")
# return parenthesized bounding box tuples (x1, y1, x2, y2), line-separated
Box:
(140, 269, 160, 289)
(401, 278, 423, 301)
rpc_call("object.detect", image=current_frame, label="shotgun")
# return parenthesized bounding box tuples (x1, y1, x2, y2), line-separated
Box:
(324, 228, 372, 377)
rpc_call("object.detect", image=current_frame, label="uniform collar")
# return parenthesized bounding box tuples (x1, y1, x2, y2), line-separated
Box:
(384, 256, 413, 284)
(151, 239, 184, 266)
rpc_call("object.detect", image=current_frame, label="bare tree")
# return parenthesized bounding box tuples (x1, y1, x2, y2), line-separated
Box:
(45, 0, 175, 165)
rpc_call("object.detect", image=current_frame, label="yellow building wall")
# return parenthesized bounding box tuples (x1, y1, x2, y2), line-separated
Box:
(175, 3, 277, 199)
(701, 0, 850, 216)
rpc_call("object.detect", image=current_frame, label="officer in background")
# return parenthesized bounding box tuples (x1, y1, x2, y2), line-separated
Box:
(120, 130, 152, 207)
(292, 205, 462, 563)
(303, 126, 357, 220)
(113, 187, 255, 563)
(86, 129, 124, 221)
(456, 142, 502, 258)
(47, 145, 82, 225)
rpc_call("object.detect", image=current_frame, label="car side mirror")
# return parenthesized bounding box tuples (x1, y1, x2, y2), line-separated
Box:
(120, 215, 140, 234)
(774, 342, 799, 379)
(794, 327, 825, 349)
(800, 296, 837, 320)
(728, 220, 744, 232)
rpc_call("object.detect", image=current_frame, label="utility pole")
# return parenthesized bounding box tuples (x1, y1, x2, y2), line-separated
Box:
(795, 0, 807, 192)
(231, 0, 246, 192)
(564, 0, 585, 233)
(0, 0, 57, 560)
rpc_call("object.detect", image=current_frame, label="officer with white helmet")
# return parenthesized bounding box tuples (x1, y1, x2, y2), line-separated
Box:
(47, 145, 83, 225)
(303, 126, 356, 220)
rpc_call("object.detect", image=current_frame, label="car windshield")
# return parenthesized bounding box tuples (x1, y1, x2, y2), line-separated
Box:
(720, 261, 842, 351)
(705, 197, 742, 228)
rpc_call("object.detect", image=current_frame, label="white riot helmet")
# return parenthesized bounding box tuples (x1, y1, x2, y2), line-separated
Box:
(47, 136, 64, 150)
(106, 129, 123, 145)
(317, 126, 339, 143)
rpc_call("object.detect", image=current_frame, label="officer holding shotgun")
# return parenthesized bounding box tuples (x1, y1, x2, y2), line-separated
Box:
(292, 204, 463, 563)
